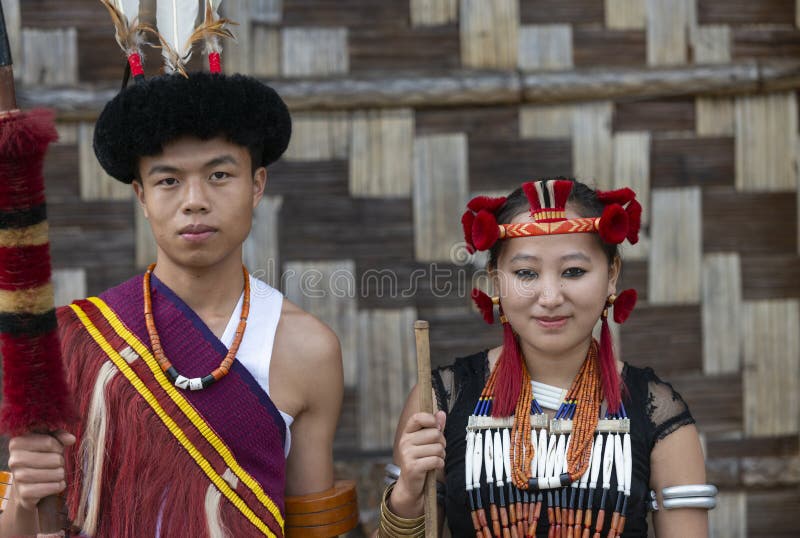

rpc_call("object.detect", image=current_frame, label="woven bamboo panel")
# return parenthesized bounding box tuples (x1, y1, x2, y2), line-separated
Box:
(243, 196, 283, 288)
(251, 25, 281, 77)
(411, 0, 458, 26)
(283, 260, 359, 388)
(605, 0, 645, 30)
(519, 104, 573, 139)
(701, 253, 741, 374)
(413, 133, 469, 262)
(709, 491, 747, 538)
(20, 27, 78, 86)
(52, 268, 87, 308)
(460, 0, 519, 69)
(284, 112, 350, 162)
(349, 109, 414, 196)
(612, 132, 650, 261)
(517, 24, 572, 71)
(648, 187, 702, 304)
(281, 27, 349, 77)
(734, 92, 798, 191)
(645, 0, 692, 66)
(694, 24, 731, 63)
(742, 299, 800, 436)
(357, 307, 417, 450)
(572, 102, 613, 189)
(134, 198, 157, 270)
(2, 0, 20, 72)
(78, 123, 130, 201)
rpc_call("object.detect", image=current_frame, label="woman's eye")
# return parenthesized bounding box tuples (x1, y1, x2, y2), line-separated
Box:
(211, 171, 229, 180)
(563, 267, 586, 278)
(514, 269, 538, 280)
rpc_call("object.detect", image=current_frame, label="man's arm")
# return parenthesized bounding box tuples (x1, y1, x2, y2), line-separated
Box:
(273, 308, 343, 496)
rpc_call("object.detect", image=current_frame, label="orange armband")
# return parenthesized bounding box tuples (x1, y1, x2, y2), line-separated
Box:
(285, 480, 359, 537)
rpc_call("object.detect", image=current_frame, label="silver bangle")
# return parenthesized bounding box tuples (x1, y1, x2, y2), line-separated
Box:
(385, 463, 401, 485)
(662, 484, 718, 499)
(662, 496, 717, 510)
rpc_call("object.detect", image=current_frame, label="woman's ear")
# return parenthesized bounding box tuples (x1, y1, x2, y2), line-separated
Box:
(608, 255, 622, 296)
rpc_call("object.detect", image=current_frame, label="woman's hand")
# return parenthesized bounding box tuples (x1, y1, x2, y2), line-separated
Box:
(389, 410, 446, 518)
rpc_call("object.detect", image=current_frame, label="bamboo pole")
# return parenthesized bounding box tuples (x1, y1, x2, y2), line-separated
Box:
(414, 320, 437, 538)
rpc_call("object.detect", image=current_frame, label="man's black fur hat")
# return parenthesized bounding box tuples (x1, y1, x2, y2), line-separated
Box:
(93, 72, 292, 183)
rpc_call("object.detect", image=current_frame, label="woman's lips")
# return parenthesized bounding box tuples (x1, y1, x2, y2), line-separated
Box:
(534, 316, 569, 329)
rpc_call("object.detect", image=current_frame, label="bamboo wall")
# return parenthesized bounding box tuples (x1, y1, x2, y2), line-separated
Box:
(3, 0, 800, 536)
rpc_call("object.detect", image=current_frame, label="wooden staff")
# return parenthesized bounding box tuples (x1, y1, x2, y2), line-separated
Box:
(414, 320, 437, 538)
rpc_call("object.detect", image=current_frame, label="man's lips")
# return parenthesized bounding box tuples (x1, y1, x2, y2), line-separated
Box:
(179, 224, 217, 241)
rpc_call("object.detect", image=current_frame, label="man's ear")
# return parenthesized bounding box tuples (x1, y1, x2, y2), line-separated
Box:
(252, 167, 267, 208)
(132, 180, 149, 219)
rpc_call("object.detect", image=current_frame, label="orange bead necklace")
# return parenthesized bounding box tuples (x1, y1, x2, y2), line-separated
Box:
(143, 263, 251, 390)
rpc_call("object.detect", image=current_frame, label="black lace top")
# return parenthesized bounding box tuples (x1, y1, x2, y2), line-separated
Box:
(431, 351, 695, 538)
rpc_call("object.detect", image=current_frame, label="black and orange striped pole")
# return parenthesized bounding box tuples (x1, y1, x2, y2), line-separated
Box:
(0, 3, 73, 534)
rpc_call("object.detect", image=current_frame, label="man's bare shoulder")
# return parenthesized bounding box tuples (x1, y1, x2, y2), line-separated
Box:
(275, 299, 341, 368)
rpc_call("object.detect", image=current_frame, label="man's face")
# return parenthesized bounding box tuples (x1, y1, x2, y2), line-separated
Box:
(134, 136, 266, 271)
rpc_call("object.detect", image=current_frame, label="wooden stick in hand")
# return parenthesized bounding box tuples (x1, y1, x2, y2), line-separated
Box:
(414, 320, 437, 538)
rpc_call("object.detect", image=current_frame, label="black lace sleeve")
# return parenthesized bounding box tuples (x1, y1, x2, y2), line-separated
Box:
(640, 367, 696, 448)
(432, 364, 456, 414)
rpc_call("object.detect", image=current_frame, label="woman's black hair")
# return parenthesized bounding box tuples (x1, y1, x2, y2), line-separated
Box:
(488, 177, 619, 267)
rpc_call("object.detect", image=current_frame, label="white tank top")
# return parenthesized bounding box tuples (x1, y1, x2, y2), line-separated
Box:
(219, 275, 294, 457)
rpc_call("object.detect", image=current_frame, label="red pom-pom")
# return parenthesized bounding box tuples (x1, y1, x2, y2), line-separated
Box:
(597, 204, 629, 244)
(461, 211, 476, 253)
(467, 195, 507, 213)
(471, 288, 495, 324)
(599, 318, 622, 414)
(597, 187, 636, 206)
(625, 199, 642, 244)
(522, 182, 542, 212)
(612, 289, 637, 324)
(472, 210, 500, 251)
(492, 321, 524, 417)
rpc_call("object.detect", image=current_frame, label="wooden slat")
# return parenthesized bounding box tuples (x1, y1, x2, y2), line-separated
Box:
(421, 308, 501, 369)
(742, 300, 800, 436)
(283, 112, 350, 162)
(417, 106, 519, 140)
(670, 372, 742, 433)
(52, 268, 87, 307)
(251, 0, 282, 23)
(707, 435, 800, 458)
(282, 0, 408, 28)
(618, 259, 648, 303)
(517, 24, 573, 71)
(648, 187, 702, 304)
(267, 160, 349, 197)
(701, 253, 742, 374)
(252, 24, 281, 77)
(698, 0, 795, 24)
(43, 143, 80, 201)
(20, 27, 78, 86)
(709, 492, 747, 538)
(646, 0, 692, 66)
(650, 136, 734, 187)
(279, 196, 414, 262)
(605, 0, 645, 30)
(733, 27, 800, 60)
(735, 92, 798, 191)
(78, 123, 131, 201)
(350, 25, 460, 72)
(349, 109, 414, 197)
(469, 138, 571, 192)
(741, 255, 800, 300)
(519, 105, 573, 139)
(460, 0, 519, 69)
(283, 260, 359, 387)
(572, 28, 646, 67)
(3, 0, 20, 72)
(613, 132, 650, 261)
(696, 97, 735, 136)
(243, 196, 283, 288)
(693, 24, 731, 63)
(747, 489, 800, 537)
(519, 0, 604, 24)
(571, 101, 613, 189)
(221, 0, 252, 75)
(357, 308, 417, 449)
(55, 122, 78, 144)
(413, 134, 469, 262)
(619, 304, 703, 375)
(410, 0, 458, 26)
(613, 97, 696, 132)
(281, 27, 349, 77)
(703, 189, 797, 254)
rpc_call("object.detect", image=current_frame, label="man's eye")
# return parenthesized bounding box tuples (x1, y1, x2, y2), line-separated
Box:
(157, 177, 178, 186)
(514, 269, 538, 280)
(211, 171, 229, 180)
(563, 267, 586, 278)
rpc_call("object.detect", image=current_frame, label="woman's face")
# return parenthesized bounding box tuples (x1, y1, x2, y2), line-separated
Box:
(493, 204, 620, 359)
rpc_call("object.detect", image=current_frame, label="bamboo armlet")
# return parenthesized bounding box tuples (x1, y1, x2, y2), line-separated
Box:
(0, 470, 11, 512)
(285, 479, 359, 537)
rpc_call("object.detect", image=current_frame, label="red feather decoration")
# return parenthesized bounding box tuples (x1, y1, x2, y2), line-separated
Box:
(612, 289, 637, 324)
(471, 288, 495, 325)
(522, 181, 541, 212)
(599, 317, 622, 414)
(467, 195, 507, 213)
(472, 210, 500, 251)
(596, 187, 635, 206)
(461, 210, 476, 253)
(597, 204, 629, 244)
(625, 199, 642, 244)
(492, 320, 524, 417)
(552, 179, 573, 209)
